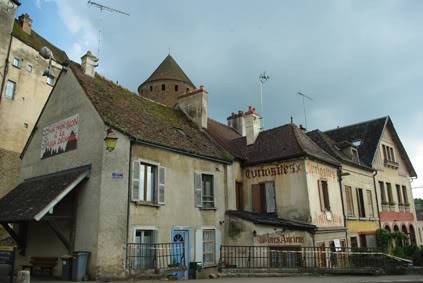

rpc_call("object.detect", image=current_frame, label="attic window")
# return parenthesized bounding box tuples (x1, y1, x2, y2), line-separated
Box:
(175, 85, 178, 92)
(352, 140, 362, 147)
(150, 86, 153, 91)
(161, 84, 165, 91)
(351, 148, 359, 163)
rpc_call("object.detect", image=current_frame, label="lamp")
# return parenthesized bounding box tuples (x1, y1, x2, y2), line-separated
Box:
(104, 128, 118, 152)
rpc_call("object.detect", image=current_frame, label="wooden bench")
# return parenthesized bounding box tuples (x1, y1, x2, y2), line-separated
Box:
(0, 246, 16, 283)
(22, 256, 58, 276)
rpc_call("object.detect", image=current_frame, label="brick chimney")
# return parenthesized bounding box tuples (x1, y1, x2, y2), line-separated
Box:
(18, 13, 32, 34)
(80, 51, 98, 78)
(176, 86, 208, 129)
(227, 106, 261, 145)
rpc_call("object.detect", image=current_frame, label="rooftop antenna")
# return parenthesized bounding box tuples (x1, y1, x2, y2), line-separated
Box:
(259, 71, 270, 129)
(87, 0, 129, 58)
(297, 91, 312, 130)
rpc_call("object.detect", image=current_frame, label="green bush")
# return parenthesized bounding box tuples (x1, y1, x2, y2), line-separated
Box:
(412, 247, 423, 266)
(376, 229, 391, 252)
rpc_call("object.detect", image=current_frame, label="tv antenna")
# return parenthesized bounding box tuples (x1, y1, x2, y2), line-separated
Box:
(297, 91, 312, 130)
(87, 0, 129, 58)
(259, 71, 270, 128)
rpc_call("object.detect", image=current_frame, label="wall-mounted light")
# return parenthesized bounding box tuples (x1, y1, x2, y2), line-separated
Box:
(104, 128, 118, 152)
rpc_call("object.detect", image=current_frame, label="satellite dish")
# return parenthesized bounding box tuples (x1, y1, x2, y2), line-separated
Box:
(39, 46, 53, 60)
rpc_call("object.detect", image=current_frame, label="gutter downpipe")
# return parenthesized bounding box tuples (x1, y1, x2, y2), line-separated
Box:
(0, 33, 13, 102)
(373, 170, 382, 228)
(125, 138, 134, 272)
(337, 167, 349, 244)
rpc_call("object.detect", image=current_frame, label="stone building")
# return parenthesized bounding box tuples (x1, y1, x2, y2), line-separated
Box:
(308, 130, 379, 248)
(0, 0, 68, 197)
(325, 117, 420, 246)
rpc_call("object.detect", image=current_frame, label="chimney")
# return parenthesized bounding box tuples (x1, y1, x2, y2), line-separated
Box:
(80, 51, 98, 78)
(18, 14, 32, 34)
(227, 106, 261, 145)
(176, 85, 208, 129)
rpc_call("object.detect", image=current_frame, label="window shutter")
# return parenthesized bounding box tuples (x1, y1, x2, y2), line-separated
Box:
(252, 184, 262, 213)
(318, 181, 324, 211)
(194, 172, 202, 207)
(158, 166, 166, 205)
(215, 229, 221, 265)
(195, 228, 203, 263)
(132, 161, 140, 201)
(265, 182, 276, 213)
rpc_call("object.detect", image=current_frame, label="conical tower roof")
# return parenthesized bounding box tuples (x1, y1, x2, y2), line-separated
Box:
(141, 55, 195, 87)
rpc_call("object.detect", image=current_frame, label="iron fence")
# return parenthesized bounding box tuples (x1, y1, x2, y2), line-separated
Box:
(219, 245, 400, 270)
(127, 242, 185, 272)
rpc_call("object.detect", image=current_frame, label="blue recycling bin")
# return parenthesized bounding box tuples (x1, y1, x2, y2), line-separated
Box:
(71, 251, 90, 281)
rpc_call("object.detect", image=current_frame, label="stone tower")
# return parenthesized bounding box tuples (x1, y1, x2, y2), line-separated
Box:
(138, 55, 195, 107)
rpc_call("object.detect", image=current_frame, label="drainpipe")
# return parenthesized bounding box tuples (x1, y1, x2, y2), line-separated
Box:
(337, 168, 348, 244)
(372, 170, 381, 228)
(125, 139, 134, 270)
(0, 34, 13, 102)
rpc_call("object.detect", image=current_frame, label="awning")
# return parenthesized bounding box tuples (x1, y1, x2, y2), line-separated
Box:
(0, 165, 91, 222)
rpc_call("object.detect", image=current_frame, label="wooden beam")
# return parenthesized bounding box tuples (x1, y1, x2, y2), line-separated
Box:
(0, 223, 23, 248)
(46, 221, 71, 252)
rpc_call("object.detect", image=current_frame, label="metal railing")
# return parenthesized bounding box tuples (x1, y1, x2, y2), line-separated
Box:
(127, 242, 185, 272)
(219, 246, 403, 270)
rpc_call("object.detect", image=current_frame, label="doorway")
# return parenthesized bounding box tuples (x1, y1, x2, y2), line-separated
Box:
(171, 229, 190, 279)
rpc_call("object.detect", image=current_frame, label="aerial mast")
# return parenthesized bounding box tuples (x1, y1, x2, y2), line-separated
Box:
(259, 71, 270, 129)
(297, 91, 313, 130)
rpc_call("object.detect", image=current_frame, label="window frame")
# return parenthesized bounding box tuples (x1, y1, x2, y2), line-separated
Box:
(396, 184, 403, 205)
(26, 64, 32, 72)
(318, 179, 330, 212)
(386, 182, 394, 204)
(5, 80, 16, 100)
(356, 188, 366, 218)
(12, 57, 21, 68)
(402, 185, 409, 205)
(47, 75, 55, 86)
(202, 229, 216, 266)
(132, 159, 165, 205)
(366, 190, 374, 218)
(345, 185, 355, 217)
(201, 173, 215, 208)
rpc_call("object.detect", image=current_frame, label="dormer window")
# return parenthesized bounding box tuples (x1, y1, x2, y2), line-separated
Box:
(351, 148, 359, 163)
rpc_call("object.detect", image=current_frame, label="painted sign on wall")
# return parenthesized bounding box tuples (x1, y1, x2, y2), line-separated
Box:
(306, 162, 337, 180)
(40, 114, 79, 159)
(255, 233, 305, 245)
(245, 162, 302, 179)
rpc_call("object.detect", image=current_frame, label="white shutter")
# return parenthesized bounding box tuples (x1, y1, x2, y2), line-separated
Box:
(158, 166, 166, 205)
(265, 182, 276, 213)
(195, 228, 203, 263)
(132, 161, 140, 201)
(215, 229, 221, 265)
(194, 172, 202, 207)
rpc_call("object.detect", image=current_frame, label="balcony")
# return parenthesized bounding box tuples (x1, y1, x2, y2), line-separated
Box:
(384, 159, 399, 169)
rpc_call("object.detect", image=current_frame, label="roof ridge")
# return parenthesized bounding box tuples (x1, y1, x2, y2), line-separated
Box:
(325, 116, 388, 133)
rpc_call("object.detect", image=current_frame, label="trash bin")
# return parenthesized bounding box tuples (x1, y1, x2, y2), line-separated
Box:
(71, 251, 90, 281)
(61, 255, 73, 281)
(188, 262, 202, 279)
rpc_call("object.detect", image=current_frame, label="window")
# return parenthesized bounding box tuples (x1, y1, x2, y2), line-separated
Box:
(350, 237, 358, 248)
(132, 161, 165, 204)
(149, 85, 153, 91)
(356, 188, 366, 217)
(47, 75, 55, 86)
(134, 229, 156, 269)
(194, 173, 214, 208)
(235, 182, 244, 210)
(251, 181, 276, 214)
(318, 180, 330, 211)
(161, 84, 165, 91)
(26, 64, 32, 72)
(396, 184, 403, 204)
(5, 80, 16, 100)
(345, 186, 354, 217)
(174, 84, 178, 92)
(386, 182, 394, 204)
(12, 57, 21, 68)
(351, 148, 359, 162)
(382, 144, 396, 162)
(366, 190, 374, 217)
(379, 181, 387, 204)
(203, 229, 216, 266)
(402, 186, 409, 205)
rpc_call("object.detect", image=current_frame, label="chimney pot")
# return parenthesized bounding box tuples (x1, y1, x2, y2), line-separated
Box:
(19, 14, 32, 34)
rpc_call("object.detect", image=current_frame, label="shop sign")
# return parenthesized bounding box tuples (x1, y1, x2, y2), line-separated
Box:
(245, 162, 302, 179)
(306, 162, 337, 179)
(40, 114, 79, 159)
(256, 233, 305, 245)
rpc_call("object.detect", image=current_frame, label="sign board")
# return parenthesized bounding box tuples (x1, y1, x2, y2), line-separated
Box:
(40, 114, 79, 159)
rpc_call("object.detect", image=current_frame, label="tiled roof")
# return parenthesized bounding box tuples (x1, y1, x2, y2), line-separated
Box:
(140, 55, 195, 87)
(207, 118, 241, 153)
(218, 124, 339, 166)
(226, 210, 316, 231)
(70, 62, 231, 163)
(12, 20, 68, 64)
(324, 117, 416, 177)
(307, 130, 373, 171)
(0, 165, 90, 222)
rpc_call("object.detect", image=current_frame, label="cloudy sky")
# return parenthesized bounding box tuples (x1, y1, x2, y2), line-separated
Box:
(21, 0, 423, 197)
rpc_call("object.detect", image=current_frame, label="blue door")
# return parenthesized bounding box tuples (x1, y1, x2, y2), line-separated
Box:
(171, 229, 189, 279)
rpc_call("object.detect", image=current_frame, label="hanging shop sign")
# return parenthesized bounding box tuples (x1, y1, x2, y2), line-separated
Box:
(40, 114, 79, 159)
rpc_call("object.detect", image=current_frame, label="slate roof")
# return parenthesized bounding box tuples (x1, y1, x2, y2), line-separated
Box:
(12, 20, 68, 64)
(211, 123, 339, 166)
(226, 210, 316, 231)
(0, 165, 90, 222)
(70, 62, 231, 163)
(307, 130, 373, 171)
(324, 116, 416, 177)
(139, 55, 195, 87)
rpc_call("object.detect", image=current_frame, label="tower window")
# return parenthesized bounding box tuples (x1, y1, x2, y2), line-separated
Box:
(161, 84, 165, 91)
(150, 86, 153, 92)
(175, 85, 178, 92)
